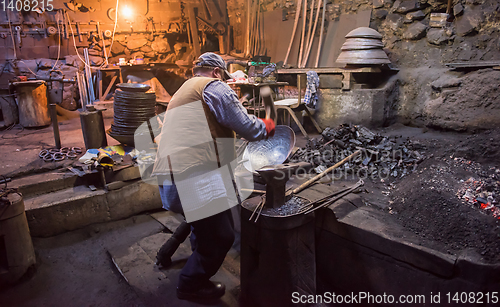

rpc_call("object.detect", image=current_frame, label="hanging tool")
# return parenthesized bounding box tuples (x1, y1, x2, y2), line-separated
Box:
(61, 9, 68, 39)
(14, 26, 22, 47)
(201, 0, 213, 19)
(97, 22, 108, 64)
(76, 22, 83, 42)
(41, 21, 48, 38)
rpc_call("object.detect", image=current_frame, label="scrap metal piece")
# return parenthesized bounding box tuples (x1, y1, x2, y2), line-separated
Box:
(68, 166, 85, 177)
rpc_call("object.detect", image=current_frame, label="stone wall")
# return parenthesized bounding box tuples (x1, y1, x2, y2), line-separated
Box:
(317, 74, 399, 128)
(371, 0, 500, 130)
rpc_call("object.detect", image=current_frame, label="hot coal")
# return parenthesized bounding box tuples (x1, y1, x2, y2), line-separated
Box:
(289, 124, 426, 180)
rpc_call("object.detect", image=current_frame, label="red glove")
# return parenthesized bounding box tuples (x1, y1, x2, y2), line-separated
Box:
(261, 118, 275, 138)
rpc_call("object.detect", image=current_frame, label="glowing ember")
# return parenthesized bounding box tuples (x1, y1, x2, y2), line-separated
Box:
(457, 177, 500, 219)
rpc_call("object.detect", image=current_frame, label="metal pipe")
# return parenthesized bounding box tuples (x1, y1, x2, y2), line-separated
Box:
(77, 73, 86, 112)
(298, 0, 307, 67)
(48, 103, 61, 149)
(315, 0, 326, 67)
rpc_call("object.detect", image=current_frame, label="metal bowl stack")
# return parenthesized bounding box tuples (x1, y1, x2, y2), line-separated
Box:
(108, 83, 156, 146)
(336, 27, 390, 65)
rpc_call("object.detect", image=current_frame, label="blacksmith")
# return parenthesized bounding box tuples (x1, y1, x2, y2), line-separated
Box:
(151, 52, 275, 301)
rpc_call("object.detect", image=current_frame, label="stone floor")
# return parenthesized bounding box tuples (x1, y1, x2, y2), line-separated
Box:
(0, 211, 241, 307)
(0, 104, 117, 179)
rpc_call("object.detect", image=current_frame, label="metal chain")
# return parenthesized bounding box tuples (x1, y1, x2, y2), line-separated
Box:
(180, 1, 186, 24)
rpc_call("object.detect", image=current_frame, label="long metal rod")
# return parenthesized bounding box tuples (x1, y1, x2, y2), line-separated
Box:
(245, 0, 251, 56)
(48, 103, 61, 149)
(79, 71, 89, 109)
(302, 180, 364, 214)
(84, 48, 95, 104)
(302, 0, 322, 68)
(249, 195, 265, 221)
(288, 149, 362, 196)
(284, 0, 303, 65)
(298, 0, 307, 67)
(83, 49, 90, 103)
(315, 0, 326, 67)
(76, 72, 86, 112)
(47, 80, 61, 149)
(301, 0, 315, 67)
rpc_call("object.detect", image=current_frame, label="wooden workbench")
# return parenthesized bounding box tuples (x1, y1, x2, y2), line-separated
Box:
(276, 66, 385, 91)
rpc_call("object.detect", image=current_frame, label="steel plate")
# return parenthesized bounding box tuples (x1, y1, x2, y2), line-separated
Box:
(242, 125, 296, 172)
(116, 83, 151, 92)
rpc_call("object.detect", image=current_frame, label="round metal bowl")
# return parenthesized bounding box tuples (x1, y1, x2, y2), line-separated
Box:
(345, 27, 383, 39)
(336, 49, 391, 64)
(116, 83, 151, 92)
(242, 125, 296, 172)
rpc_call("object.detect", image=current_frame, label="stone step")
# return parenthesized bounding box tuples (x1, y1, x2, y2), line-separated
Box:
(10, 171, 80, 198)
(24, 178, 162, 237)
(11, 165, 142, 198)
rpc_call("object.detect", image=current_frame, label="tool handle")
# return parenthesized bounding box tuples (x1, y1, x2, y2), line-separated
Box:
(291, 149, 361, 195)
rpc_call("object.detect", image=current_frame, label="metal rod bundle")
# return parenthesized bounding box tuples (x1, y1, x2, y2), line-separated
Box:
(83, 48, 95, 104)
(302, 180, 364, 214)
(76, 71, 88, 111)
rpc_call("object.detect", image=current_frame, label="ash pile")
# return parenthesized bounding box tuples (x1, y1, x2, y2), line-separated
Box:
(289, 124, 426, 180)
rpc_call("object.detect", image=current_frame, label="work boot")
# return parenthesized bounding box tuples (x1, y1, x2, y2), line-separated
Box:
(156, 221, 191, 268)
(177, 280, 226, 301)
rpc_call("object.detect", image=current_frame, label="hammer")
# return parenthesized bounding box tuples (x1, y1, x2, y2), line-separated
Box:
(259, 86, 277, 122)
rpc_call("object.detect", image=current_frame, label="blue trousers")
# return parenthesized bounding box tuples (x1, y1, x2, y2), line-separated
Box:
(159, 184, 235, 290)
(178, 207, 234, 290)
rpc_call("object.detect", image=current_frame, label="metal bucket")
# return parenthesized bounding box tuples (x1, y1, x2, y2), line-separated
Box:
(12, 80, 51, 127)
(0, 193, 36, 286)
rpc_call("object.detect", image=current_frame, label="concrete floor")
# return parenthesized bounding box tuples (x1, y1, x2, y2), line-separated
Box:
(0, 105, 118, 179)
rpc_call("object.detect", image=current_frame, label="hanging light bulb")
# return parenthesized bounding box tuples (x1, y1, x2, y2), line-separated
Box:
(121, 5, 134, 19)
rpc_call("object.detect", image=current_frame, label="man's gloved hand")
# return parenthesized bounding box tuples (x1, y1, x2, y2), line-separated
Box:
(261, 118, 275, 138)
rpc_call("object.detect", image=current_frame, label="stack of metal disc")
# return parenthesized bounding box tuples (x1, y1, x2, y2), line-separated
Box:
(336, 27, 391, 65)
(108, 83, 156, 146)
